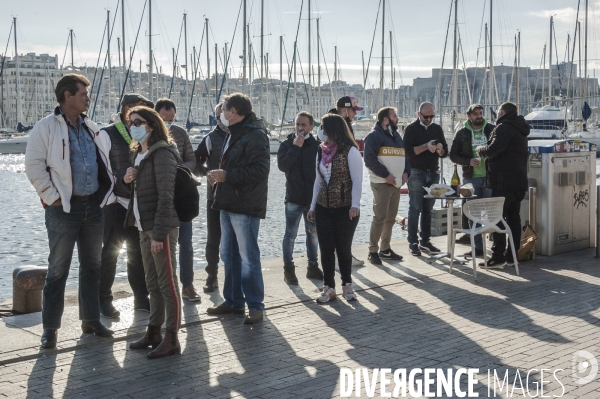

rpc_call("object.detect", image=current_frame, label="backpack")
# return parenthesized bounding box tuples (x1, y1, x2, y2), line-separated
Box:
(174, 165, 201, 222)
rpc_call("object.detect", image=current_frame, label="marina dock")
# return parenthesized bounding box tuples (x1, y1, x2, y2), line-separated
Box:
(0, 236, 598, 398)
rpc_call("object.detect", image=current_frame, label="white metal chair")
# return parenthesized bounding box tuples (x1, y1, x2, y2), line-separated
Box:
(449, 197, 520, 280)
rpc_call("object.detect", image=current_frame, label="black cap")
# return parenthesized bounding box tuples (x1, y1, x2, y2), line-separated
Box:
(336, 96, 363, 111)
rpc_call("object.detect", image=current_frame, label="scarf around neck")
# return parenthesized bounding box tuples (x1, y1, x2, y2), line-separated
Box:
(321, 141, 338, 166)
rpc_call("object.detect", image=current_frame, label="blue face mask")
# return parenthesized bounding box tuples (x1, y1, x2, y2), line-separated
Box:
(317, 128, 327, 142)
(130, 125, 149, 143)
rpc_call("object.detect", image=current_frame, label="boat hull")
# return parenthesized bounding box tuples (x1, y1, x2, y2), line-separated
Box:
(0, 137, 28, 154)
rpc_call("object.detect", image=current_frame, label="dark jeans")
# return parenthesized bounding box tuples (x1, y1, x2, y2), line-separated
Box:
(178, 221, 194, 287)
(407, 169, 440, 244)
(315, 204, 359, 289)
(43, 197, 104, 329)
(205, 199, 221, 275)
(491, 189, 525, 261)
(99, 203, 147, 304)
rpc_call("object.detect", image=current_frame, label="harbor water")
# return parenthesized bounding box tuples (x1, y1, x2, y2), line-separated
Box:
(2, 152, 598, 300)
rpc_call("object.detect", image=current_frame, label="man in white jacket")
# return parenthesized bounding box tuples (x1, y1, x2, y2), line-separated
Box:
(25, 74, 115, 349)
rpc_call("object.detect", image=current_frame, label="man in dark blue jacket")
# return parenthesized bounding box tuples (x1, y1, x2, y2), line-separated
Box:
(364, 107, 410, 264)
(277, 111, 324, 284)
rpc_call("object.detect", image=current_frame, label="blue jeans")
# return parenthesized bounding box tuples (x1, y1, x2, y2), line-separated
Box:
(407, 169, 440, 245)
(43, 197, 104, 329)
(178, 221, 194, 287)
(220, 211, 264, 312)
(282, 202, 318, 266)
(463, 177, 492, 250)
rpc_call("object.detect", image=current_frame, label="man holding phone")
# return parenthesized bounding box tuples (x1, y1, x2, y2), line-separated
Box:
(450, 104, 494, 257)
(403, 102, 448, 256)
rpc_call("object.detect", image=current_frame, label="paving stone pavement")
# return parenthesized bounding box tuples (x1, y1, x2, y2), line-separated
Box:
(1, 237, 599, 398)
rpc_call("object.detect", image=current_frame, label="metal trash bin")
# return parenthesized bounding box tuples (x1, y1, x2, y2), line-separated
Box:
(523, 140, 597, 256)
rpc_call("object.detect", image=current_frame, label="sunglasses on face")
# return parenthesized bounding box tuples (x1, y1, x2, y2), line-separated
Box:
(421, 114, 435, 120)
(128, 119, 148, 127)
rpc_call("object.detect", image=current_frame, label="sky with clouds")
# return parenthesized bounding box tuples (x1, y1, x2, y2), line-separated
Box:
(1, 0, 599, 87)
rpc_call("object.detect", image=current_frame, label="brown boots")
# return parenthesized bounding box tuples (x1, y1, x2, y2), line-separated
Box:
(129, 325, 162, 350)
(147, 329, 180, 359)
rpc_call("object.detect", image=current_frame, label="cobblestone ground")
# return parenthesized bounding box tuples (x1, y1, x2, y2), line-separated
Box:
(1, 239, 599, 398)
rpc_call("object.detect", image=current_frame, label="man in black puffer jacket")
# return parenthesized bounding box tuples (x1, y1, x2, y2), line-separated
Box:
(277, 111, 323, 285)
(476, 102, 530, 267)
(206, 93, 270, 325)
(99, 93, 154, 318)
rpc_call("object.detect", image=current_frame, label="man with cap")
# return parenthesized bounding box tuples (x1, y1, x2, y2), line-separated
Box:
(98, 93, 153, 317)
(330, 95, 365, 267)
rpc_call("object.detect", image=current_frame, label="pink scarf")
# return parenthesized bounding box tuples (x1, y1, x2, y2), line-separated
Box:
(320, 142, 338, 166)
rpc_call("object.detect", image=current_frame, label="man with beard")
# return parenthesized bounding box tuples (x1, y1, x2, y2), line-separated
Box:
(476, 102, 530, 267)
(364, 107, 410, 265)
(450, 104, 495, 257)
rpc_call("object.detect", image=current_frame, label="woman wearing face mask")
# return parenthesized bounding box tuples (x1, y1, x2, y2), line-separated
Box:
(307, 114, 363, 302)
(124, 106, 183, 359)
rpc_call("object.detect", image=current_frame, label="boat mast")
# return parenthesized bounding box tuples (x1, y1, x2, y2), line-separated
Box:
(317, 19, 321, 119)
(122, 0, 126, 73)
(148, 0, 153, 101)
(308, 0, 312, 113)
(14, 17, 22, 126)
(549, 16, 553, 106)
(205, 18, 210, 115)
(489, 0, 498, 108)
(584, 0, 588, 99)
(541, 44, 546, 105)
(214, 43, 217, 108)
(280, 36, 283, 118)
(243, 0, 247, 94)
(515, 31, 520, 108)
(260, 0, 264, 117)
(485, 23, 488, 107)
(452, 0, 458, 115)
(379, 0, 385, 109)
(70, 29, 74, 69)
(294, 42, 297, 113)
(334, 45, 337, 99)
(184, 13, 188, 100)
(390, 30, 393, 107)
(107, 11, 112, 122)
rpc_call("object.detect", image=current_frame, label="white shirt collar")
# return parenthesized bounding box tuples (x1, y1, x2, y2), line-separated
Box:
(419, 119, 431, 129)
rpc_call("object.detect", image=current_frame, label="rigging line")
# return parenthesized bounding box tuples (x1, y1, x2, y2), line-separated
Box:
(114, 0, 147, 114)
(363, 0, 382, 89)
(318, 34, 334, 102)
(168, 18, 185, 98)
(91, 0, 121, 118)
(552, 20, 563, 90)
(213, 0, 244, 126)
(458, 28, 472, 104)
(185, 23, 206, 124)
(565, 0, 581, 126)
(280, 0, 304, 132)
(435, 0, 453, 114)
(0, 23, 13, 80)
(89, 23, 107, 101)
(60, 31, 70, 70)
(73, 33, 85, 69)
(473, 0, 487, 103)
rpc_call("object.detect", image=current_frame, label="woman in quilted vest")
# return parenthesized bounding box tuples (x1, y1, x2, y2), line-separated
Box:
(307, 114, 363, 302)
(124, 106, 182, 359)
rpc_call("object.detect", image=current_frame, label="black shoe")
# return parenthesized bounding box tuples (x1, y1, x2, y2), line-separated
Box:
(100, 302, 120, 319)
(419, 241, 441, 254)
(409, 243, 421, 256)
(244, 310, 264, 324)
(368, 252, 382, 265)
(206, 302, 245, 315)
(41, 329, 57, 349)
(134, 297, 150, 313)
(478, 258, 507, 268)
(283, 265, 299, 285)
(306, 263, 324, 280)
(456, 234, 471, 245)
(81, 320, 114, 337)
(203, 274, 219, 293)
(462, 248, 484, 258)
(378, 249, 403, 261)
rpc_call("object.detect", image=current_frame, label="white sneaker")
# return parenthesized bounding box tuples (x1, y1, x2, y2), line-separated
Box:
(342, 283, 357, 301)
(316, 286, 337, 303)
(351, 256, 365, 267)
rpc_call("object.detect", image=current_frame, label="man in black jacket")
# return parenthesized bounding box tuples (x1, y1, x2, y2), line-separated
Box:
(404, 102, 448, 256)
(206, 93, 270, 325)
(98, 93, 153, 318)
(476, 102, 530, 267)
(364, 107, 410, 265)
(277, 111, 323, 285)
(194, 103, 228, 293)
(450, 104, 494, 256)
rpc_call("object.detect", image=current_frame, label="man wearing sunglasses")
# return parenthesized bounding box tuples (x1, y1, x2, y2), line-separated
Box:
(404, 102, 448, 256)
(98, 93, 154, 318)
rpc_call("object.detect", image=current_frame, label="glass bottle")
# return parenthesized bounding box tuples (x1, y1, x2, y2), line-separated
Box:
(451, 164, 461, 194)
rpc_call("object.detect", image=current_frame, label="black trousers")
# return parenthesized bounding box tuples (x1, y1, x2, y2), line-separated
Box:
(315, 204, 359, 289)
(491, 190, 525, 261)
(205, 199, 221, 275)
(99, 202, 148, 303)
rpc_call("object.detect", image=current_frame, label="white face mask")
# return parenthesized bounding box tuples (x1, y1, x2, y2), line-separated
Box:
(317, 128, 326, 141)
(164, 122, 173, 129)
(220, 111, 230, 127)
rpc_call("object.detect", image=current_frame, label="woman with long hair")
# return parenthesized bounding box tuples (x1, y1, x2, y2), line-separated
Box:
(124, 106, 182, 359)
(307, 114, 363, 302)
